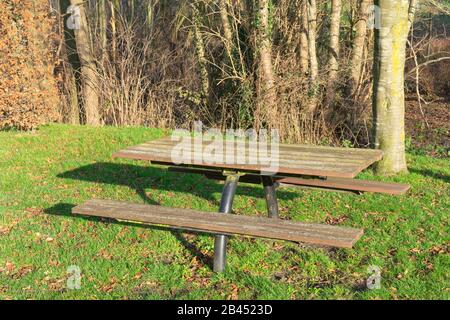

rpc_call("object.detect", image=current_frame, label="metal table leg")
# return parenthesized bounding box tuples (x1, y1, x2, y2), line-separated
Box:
(261, 175, 279, 219)
(213, 173, 240, 272)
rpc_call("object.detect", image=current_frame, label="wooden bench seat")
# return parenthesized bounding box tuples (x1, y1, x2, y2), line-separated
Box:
(73, 199, 364, 249)
(277, 177, 410, 195)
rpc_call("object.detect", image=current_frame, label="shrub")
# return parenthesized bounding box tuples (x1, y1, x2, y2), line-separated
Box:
(0, 0, 59, 130)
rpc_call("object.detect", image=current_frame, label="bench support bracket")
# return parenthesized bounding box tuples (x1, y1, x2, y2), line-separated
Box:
(214, 173, 240, 272)
(261, 176, 279, 219)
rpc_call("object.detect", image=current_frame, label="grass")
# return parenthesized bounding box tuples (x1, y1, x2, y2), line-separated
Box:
(0, 124, 448, 300)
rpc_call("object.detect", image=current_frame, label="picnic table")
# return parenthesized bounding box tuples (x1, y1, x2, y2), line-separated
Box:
(73, 136, 409, 272)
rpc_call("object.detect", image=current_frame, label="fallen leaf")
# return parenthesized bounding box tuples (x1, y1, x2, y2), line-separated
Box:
(101, 278, 118, 293)
(5, 262, 15, 273)
(13, 265, 33, 279)
(325, 214, 348, 225)
(228, 284, 239, 300)
(430, 245, 447, 255)
(25, 208, 43, 216)
(0, 226, 10, 235)
(133, 272, 142, 280)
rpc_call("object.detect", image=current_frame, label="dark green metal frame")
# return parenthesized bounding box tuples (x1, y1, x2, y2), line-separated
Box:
(212, 171, 279, 272)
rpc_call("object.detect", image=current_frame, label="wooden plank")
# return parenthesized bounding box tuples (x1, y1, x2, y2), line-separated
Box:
(123, 145, 375, 166)
(150, 136, 383, 158)
(117, 148, 367, 171)
(73, 200, 364, 248)
(113, 137, 383, 179)
(135, 138, 383, 161)
(167, 167, 410, 195)
(114, 150, 360, 178)
(278, 177, 411, 195)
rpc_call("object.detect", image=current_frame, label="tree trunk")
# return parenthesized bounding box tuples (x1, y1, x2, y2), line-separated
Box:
(128, 0, 135, 21)
(58, 0, 80, 124)
(307, 0, 318, 83)
(70, 0, 100, 126)
(299, 0, 309, 76)
(65, 67, 80, 124)
(327, 0, 342, 86)
(192, 3, 210, 104)
(110, 1, 117, 62)
(147, 0, 156, 36)
(307, 0, 318, 113)
(350, 0, 371, 95)
(256, 0, 277, 129)
(219, 0, 233, 50)
(98, 0, 107, 63)
(408, 0, 418, 30)
(372, 0, 411, 175)
(219, 0, 235, 76)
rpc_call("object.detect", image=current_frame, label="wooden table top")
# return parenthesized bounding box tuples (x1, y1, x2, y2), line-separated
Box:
(113, 136, 383, 179)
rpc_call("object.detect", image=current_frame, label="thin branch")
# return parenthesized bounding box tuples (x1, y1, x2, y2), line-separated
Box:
(407, 56, 450, 76)
(408, 39, 430, 128)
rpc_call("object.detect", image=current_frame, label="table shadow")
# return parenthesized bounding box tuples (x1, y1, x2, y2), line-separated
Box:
(46, 162, 299, 271)
(56, 162, 299, 205)
(409, 168, 449, 184)
(44, 203, 214, 270)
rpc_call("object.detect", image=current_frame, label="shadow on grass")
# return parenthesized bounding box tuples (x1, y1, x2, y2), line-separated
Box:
(56, 162, 299, 205)
(45, 202, 214, 269)
(409, 168, 450, 183)
(48, 162, 298, 270)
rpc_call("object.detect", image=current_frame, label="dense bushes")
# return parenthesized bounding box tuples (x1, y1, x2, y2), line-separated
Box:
(0, 0, 59, 130)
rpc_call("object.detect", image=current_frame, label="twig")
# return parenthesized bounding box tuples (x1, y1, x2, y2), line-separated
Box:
(408, 39, 430, 129)
(407, 56, 450, 76)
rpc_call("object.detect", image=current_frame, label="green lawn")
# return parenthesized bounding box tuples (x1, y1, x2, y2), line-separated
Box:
(0, 124, 448, 300)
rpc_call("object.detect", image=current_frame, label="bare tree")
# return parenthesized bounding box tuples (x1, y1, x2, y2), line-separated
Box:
(372, 0, 413, 175)
(192, 2, 210, 105)
(50, 0, 442, 147)
(408, 0, 419, 30)
(307, 0, 318, 84)
(350, 0, 371, 95)
(219, 0, 235, 77)
(57, 0, 80, 124)
(98, 0, 107, 63)
(327, 0, 342, 94)
(307, 0, 319, 113)
(299, 0, 309, 76)
(70, 0, 100, 125)
(255, 0, 277, 128)
(219, 0, 233, 51)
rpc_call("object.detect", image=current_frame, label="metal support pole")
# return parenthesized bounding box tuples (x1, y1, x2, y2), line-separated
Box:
(213, 173, 240, 272)
(261, 175, 279, 218)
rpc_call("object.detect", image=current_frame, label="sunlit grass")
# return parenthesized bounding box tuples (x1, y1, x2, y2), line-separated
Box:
(0, 124, 448, 299)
